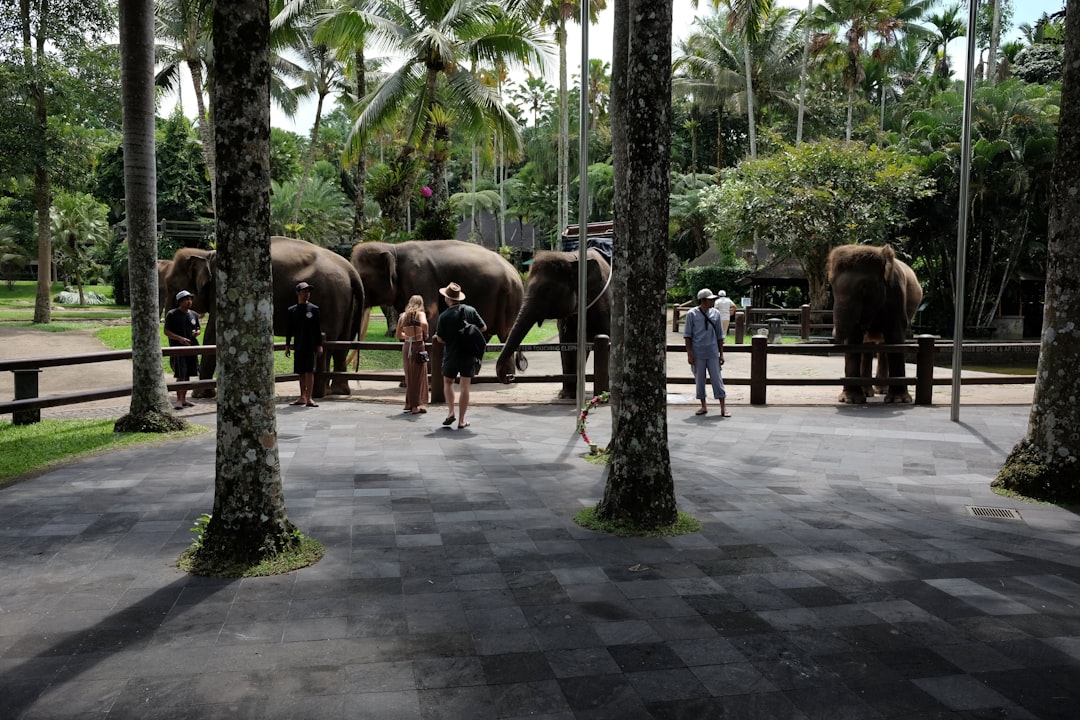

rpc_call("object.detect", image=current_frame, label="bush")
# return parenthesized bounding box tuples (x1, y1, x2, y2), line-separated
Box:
(671, 260, 749, 304)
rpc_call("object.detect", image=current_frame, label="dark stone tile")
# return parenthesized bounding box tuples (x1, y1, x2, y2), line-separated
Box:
(703, 611, 776, 637)
(784, 684, 885, 720)
(417, 685, 496, 720)
(783, 586, 853, 608)
(544, 647, 621, 678)
(557, 674, 640, 713)
(690, 662, 777, 696)
(873, 647, 963, 679)
(815, 651, 904, 688)
(607, 642, 685, 672)
(854, 681, 952, 718)
(625, 667, 709, 702)
(974, 667, 1080, 718)
(488, 679, 571, 718)
(479, 651, 553, 685)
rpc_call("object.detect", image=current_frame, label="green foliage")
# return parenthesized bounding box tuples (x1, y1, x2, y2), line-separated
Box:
(270, 176, 353, 246)
(672, 261, 749, 304)
(1012, 44, 1064, 85)
(413, 200, 457, 240)
(270, 127, 304, 185)
(699, 140, 934, 308)
(573, 506, 701, 538)
(178, 531, 324, 577)
(0, 418, 207, 487)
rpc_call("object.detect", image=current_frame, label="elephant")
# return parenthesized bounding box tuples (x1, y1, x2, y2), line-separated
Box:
(827, 243, 922, 404)
(164, 236, 365, 398)
(495, 248, 612, 399)
(350, 240, 524, 379)
(157, 259, 172, 317)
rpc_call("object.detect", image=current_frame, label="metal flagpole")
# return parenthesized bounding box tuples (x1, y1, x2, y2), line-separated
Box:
(951, 0, 979, 422)
(576, 0, 590, 411)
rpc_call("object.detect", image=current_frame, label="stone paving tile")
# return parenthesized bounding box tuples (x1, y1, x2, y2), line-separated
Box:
(2, 402, 1079, 719)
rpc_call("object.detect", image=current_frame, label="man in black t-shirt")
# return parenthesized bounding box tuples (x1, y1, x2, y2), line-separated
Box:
(285, 281, 323, 407)
(163, 290, 201, 410)
(434, 282, 486, 430)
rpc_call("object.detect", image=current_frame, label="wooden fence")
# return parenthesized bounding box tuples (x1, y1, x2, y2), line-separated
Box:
(672, 304, 833, 343)
(1, 336, 1037, 424)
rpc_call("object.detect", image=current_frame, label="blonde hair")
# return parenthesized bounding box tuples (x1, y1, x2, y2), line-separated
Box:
(402, 295, 425, 325)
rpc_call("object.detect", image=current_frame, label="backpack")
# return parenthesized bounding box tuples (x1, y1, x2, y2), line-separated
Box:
(460, 317, 488, 360)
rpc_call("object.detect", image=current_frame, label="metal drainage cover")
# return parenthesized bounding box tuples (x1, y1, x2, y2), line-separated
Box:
(966, 505, 1022, 520)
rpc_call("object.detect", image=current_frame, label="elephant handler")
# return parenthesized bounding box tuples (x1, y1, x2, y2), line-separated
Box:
(684, 288, 730, 417)
(164, 289, 201, 410)
(285, 281, 324, 407)
(434, 281, 486, 430)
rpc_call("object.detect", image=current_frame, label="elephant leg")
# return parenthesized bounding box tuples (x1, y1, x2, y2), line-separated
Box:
(838, 349, 867, 404)
(860, 350, 876, 398)
(328, 347, 352, 395)
(557, 319, 578, 399)
(874, 351, 890, 395)
(883, 349, 912, 404)
(193, 315, 217, 399)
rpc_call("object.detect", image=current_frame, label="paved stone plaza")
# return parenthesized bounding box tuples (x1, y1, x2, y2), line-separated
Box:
(2, 399, 1078, 719)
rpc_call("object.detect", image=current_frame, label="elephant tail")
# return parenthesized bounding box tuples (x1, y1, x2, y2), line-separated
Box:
(350, 273, 366, 370)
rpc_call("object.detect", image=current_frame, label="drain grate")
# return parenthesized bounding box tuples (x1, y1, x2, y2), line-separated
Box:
(966, 505, 1022, 520)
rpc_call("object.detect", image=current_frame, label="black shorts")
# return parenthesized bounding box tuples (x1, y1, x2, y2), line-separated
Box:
(442, 359, 478, 379)
(293, 351, 317, 374)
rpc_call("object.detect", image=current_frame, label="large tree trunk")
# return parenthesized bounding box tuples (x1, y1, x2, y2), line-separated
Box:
(352, 48, 367, 241)
(994, 0, 1080, 504)
(189, 60, 217, 215)
(195, 0, 298, 566)
(609, 0, 628, 437)
(23, 0, 51, 324)
(598, 0, 676, 529)
(558, 15, 569, 236)
(116, 0, 176, 430)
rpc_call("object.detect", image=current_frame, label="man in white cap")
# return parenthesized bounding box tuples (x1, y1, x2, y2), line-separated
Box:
(163, 289, 201, 410)
(714, 290, 737, 337)
(683, 288, 729, 417)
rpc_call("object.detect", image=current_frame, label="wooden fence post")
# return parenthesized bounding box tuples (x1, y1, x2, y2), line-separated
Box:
(750, 334, 768, 405)
(800, 304, 810, 340)
(593, 335, 610, 395)
(915, 334, 935, 406)
(13, 368, 41, 425)
(430, 341, 445, 403)
(735, 311, 745, 345)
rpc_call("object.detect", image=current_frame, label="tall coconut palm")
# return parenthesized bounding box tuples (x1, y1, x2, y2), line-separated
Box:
(811, 0, 910, 141)
(280, 24, 348, 226)
(327, 0, 549, 209)
(675, 7, 802, 161)
(118, 0, 177, 429)
(924, 3, 965, 80)
(155, 0, 216, 206)
(692, 0, 775, 157)
(534, 0, 606, 237)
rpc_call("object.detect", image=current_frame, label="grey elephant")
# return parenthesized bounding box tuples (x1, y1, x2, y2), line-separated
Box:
(164, 236, 365, 398)
(156, 259, 172, 317)
(350, 240, 524, 379)
(495, 248, 612, 399)
(828, 243, 922, 404)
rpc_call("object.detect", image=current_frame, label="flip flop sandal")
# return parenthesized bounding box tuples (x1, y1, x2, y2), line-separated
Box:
(457, 422, 470, 429)
(306, 402, 319, 407)
(290, 400, 305, 406)
(695, 408, 707, 415)
(442, 415, 456, 426)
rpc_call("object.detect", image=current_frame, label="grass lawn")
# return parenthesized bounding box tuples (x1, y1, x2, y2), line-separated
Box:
(0, 418, 209, 488)
(0, 281, 131, 322)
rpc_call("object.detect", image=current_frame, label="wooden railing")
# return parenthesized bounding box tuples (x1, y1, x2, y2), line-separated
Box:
(2, 335, 1037, 424)
(673, 304, 833, 343)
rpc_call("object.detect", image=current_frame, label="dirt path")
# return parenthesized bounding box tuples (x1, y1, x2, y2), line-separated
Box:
(0, 323, 1034, 421)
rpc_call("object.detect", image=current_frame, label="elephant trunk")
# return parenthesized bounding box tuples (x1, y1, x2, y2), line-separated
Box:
(496, 306, 544, 383)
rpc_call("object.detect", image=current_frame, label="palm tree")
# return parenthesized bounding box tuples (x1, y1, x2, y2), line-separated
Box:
(154, 0, 216, 206)
(49, 192, 110, 305)
(329, 0, 549, 209)
(811, 0, 910, 141)
(717, 0, 773, 157)
(280, 24, 348, 226)
(117, 0, 177, 430)
(675, 8, 801, 161)
(510, 72, 556, 129)
(536, 0, 607, 237)
(924, 3, 965, 80)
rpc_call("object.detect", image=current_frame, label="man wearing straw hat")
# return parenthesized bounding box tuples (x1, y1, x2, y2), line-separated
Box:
(434, 281, 486, 430)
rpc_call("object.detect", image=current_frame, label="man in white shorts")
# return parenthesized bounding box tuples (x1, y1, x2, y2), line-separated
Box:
(713, 290, 737, 337)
